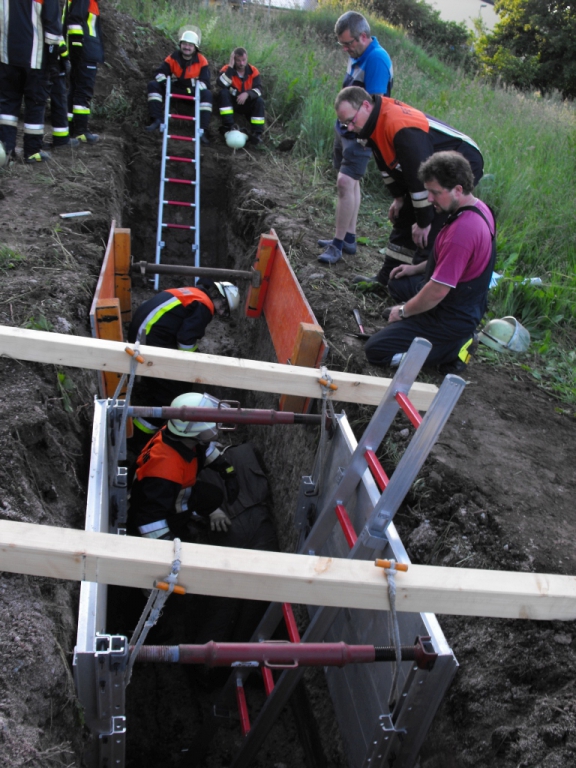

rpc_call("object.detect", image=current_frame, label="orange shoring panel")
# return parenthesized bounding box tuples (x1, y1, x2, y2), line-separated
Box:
(263, 232, 325, 366)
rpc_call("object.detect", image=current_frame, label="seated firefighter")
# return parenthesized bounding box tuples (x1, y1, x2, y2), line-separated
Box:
(127, 280, 239, 436)
(128, 392, 240, 542)
(146, 29, 212, 144)
(216, 47, 265, 145)
(364, 151, 496, 375)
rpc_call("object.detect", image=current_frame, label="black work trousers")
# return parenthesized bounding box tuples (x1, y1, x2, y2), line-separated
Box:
(0, 63, 47, 155)
(68, 58, 98, 135)
(364, 275, 475, 368)
(217, 90, 265, 134)
(45, 63, 70, 146)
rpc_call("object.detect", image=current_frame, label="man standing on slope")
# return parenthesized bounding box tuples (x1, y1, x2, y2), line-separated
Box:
(363, 151, 496, 374)
(317, 11, 393, 265)
(334, 86, 483, 288)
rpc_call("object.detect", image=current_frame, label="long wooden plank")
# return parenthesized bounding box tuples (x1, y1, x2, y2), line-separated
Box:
(0, 325, 437, 410)
(0, 521, 575, 621)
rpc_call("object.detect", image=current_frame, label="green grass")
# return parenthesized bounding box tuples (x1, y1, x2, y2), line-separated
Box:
(111, 0, 576, 401)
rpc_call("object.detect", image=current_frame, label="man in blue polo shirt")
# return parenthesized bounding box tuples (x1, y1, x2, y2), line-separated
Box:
(318, 11, 393, 265)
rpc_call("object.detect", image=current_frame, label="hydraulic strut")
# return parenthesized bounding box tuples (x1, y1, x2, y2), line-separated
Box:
(133, 637, 437, 671)
(127, 405, 333, 428)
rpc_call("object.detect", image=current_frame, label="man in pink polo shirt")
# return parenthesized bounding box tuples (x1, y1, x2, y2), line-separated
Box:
(363, 151, 495, 374)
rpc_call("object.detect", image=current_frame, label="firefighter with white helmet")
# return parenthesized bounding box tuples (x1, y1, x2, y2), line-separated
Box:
(146, 25, 213, 143)
(127, 279, 239, 436)
(129, 392, 239, 541)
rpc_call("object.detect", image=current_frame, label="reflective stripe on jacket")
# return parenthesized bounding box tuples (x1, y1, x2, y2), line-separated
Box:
(218, 63, 262, 98)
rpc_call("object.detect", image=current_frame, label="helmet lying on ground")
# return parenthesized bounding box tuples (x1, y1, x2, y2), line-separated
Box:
(225, 130, 248, 149)
(478, 316, 530, 353)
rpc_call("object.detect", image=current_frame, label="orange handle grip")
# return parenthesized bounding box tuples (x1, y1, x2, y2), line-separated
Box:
(375, 559, 409, 572)
(154, 580, 186, 595)
(318, 378, 338, 391)
(125, 346, 145, 364)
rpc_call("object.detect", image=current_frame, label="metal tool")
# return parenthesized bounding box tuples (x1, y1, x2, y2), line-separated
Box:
(352, 308, 365, 334)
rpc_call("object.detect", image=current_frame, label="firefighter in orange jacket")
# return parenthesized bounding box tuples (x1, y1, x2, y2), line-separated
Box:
(129, 393, 239, 541)
(61, 0, 104, 144)
(127, 280, 240, 436)
(335, 86, 484, 288)
(217, 47, 265, 145)
(146, 29, 212, 144)
(0, 0, 61, 163)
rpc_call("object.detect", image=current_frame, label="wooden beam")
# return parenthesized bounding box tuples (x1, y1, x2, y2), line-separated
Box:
(0, 521, 575, 621)
(0, 325, 438, 410)
(279, 322, 324, 413)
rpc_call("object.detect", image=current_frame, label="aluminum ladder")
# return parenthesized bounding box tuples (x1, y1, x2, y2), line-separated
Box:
(153, 77, 201, 290)
(191, 337, 466, 768)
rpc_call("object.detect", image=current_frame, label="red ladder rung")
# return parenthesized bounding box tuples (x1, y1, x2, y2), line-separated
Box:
(164, 200, 195, 208)
(170, 93, 195, 102)
(395, 392, 423, 428)
(167, 134, 194, 143)
(166, 155, 196, 164)
(282, 603, 300, 643)
(168, 113, 195, 121)
(261, 667, 275, 696)
(162, 223, 195, 230)
(235, 677, 251, 736)
(164, 177, 196, 185)
(364, 450, 390, 492)
(335, 504, 357, 548)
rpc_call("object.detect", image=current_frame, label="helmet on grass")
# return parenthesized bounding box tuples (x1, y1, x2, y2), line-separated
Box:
(478, 316, 530, 353)
(225, 130, 248, 150)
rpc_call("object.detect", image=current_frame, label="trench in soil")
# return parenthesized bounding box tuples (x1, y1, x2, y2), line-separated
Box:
(103, 146, 343, 768)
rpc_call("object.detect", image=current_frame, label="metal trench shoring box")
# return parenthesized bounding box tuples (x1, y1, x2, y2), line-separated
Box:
(306, 413, 458, 768)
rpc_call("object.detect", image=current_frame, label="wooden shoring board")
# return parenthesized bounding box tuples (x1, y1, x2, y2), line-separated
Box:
(279, 322, 324, 413)
(0, 326, 438, 410)
(113, 228, 131, 323)
(0, 520, 575, 621)
(94, 299, 124, 397)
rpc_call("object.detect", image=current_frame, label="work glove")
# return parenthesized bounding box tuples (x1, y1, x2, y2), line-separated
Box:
(44, 43, 60, 66)
(209, 508, 232, 532)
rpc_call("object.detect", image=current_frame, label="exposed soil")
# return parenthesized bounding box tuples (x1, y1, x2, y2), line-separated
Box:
(1, 2, 575, 767)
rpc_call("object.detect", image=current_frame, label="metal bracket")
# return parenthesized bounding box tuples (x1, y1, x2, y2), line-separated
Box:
(99, 716, 126, 768)
(294, 476, 317, 531)
(363, 713, 406, 767)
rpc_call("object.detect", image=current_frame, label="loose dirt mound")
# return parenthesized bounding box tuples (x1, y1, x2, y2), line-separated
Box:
(1, 2, 575, 767)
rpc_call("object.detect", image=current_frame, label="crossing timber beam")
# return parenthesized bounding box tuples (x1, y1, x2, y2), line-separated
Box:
(0, 325, 438, 410)
(0, 521, 575, 621)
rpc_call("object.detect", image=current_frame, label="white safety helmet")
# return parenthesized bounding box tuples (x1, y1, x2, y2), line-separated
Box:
(167, 392, 218, 441)
(478, 316, 530, 353)
(179, 29, 200, 47)
(225, 129, 248, 150)
(214, 282, 240, 314)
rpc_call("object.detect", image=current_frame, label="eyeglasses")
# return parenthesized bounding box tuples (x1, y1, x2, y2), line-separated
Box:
(341, 106, 361, 128)
(338, 36, 358, 49)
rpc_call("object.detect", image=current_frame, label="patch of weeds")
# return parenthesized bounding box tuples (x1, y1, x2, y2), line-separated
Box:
(92, 86, 133, 122)
(0, 245, 26, 270)
(56, 370, 75, 413)
(24, 315, 54, 332)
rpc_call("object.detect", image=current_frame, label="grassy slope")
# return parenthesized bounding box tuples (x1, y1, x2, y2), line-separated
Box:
(111, 0, 576, 402)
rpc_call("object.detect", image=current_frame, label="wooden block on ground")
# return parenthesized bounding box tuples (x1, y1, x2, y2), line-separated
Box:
(280, 322, 324, 413)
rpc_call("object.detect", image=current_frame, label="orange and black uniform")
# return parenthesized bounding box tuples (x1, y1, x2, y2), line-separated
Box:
(358, 95, 484, 284)
(127, 287, 216, 431)
(0, 0, 61, 156)
(129, 427, 236, 541)
(147, 49, 213, 131)
(62, 0, 104, 137)
(217, 63, 265, 135)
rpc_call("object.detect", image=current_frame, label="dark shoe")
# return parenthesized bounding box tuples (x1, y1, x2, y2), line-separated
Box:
(200, 133, 210, 146)
(25, 150, 51, 164)
(76, 132, 99, 144)
(318, 244, 343, 265)
(438, 334, 479, 375)
(218, 124, 234, 136)
(352, 274, 386, 291)
(318, 238, 356, 255)
(49, 138, 80, 149)
(145, 119, 162, 132)
(248, 133, 263, 146)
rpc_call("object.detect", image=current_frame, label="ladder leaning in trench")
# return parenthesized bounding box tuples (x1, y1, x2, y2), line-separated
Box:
(153, 77, 201, 290)
(190, 337, 465, 768)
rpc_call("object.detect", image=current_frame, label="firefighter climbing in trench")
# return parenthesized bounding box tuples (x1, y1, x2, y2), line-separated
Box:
(127, 279, 239, 438)
(128, 392, 240, 542)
